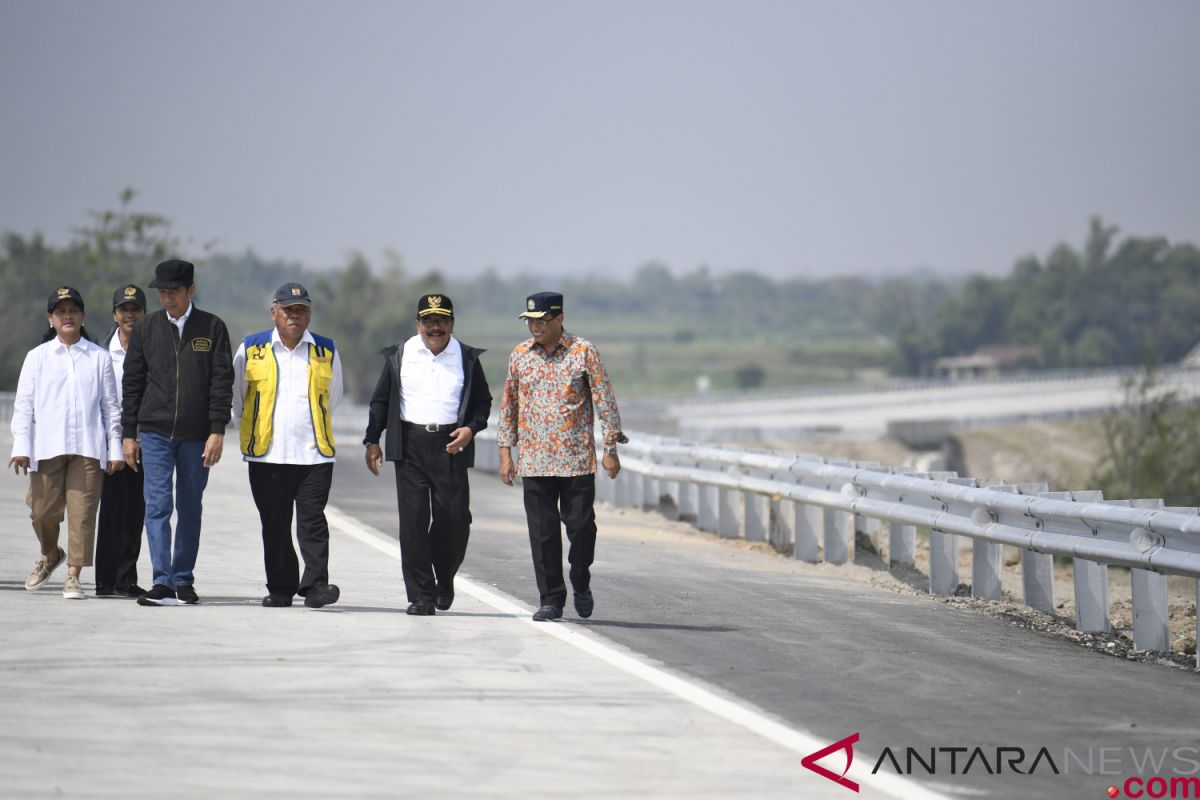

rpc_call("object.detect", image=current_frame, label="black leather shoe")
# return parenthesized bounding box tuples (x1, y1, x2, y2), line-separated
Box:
(95, 584, 116, 597)
(532, 604, 563, 622)
(119, 584, 147, 598)
(406, 602, 436, 616)
(573, 590, 594, 618)
(435, 583, 454, 611)
(304, 584, 340, 608)
(262, 594, 293, 607)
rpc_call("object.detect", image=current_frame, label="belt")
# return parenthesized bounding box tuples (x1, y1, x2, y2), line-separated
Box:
(401, 421, 457, 433)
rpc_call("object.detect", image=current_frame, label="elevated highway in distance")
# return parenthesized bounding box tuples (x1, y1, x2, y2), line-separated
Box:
(661, 367, 1200, 444)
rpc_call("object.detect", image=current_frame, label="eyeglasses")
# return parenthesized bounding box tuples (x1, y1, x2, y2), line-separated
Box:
(419, 316, 451, 327)
(525, 316, 560, 328)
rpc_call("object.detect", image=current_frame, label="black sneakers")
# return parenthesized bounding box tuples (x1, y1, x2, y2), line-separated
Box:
(137, 584, 177, 606)
(175, 585, 199, 605)
(532, 604, 563, 622)
(304, 584, 340, 608)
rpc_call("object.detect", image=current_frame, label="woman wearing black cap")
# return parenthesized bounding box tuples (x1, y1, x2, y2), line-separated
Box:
(8, 287, 126, 599)
(94, 284, 148, 597)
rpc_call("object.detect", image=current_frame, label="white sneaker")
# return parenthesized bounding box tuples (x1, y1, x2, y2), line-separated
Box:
(63, 575, 85, 600)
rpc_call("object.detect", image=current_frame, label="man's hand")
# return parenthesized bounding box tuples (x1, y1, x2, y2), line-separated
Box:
(8, 456, 29, 475)
(202, 433, 224, 469)
(107, 460, 125, 475)
(123, 437, 140, 472)
(446, 427, 473, 455)
(499, 447, 516, 486)
(602, 451, 620, 479)
(365, 443, 384, 476)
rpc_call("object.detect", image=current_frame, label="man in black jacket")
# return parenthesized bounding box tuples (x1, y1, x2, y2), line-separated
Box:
(364, 294, 491, 615)
(121, 259, 234, 606)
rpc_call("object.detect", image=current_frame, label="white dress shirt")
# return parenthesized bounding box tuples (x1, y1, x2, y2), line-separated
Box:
(108, 329, 129, 404)
(399, 334, 464, 425)
(168, 303, 193, 338)
(232, 329, 344, 465)
(10, 336, 123, 471)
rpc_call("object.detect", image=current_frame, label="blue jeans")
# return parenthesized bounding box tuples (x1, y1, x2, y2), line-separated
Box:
(140, 431, 210, 588)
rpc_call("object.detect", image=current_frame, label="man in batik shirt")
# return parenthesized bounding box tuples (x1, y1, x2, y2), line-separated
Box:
(498, 291, 628, 622)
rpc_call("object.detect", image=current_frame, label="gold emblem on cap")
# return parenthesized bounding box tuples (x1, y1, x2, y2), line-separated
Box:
(527, 299, 536, 311)
(57, 287, 70, 298)
(291, 287, 302, 296)
(124, 286, 137, 298)
(428, 295, 442, 309)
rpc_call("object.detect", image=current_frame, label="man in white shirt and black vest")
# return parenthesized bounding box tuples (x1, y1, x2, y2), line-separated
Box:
(233, 283, 344, 608)
(364, 294, 492, 615)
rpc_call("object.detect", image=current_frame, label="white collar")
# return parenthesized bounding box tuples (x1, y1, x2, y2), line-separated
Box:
(271, 327, 316, 352)
(168, 303, 194, 324)
(52, 336, 86, 353)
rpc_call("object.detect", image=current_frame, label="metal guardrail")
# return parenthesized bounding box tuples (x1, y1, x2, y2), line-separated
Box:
(8, 390, 1195, 665)
(473, 425, 1200, 668)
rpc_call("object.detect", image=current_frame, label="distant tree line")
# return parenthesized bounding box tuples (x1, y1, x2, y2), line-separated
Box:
(896, 217, 1200, 375)
(3, 192, 1197, 399)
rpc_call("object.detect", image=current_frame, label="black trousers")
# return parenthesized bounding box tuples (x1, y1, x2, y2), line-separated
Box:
(247, 462, 334, 597)
(394, 430, 471, 604)
(522, 474, 596, 607)
(94, 465, 146, 590)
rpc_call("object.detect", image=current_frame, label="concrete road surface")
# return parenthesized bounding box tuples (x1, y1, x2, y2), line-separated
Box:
(3, 426, 1198, 799)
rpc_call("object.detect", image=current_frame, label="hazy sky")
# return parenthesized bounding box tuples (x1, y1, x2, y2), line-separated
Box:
(2, 0, 1198, 279)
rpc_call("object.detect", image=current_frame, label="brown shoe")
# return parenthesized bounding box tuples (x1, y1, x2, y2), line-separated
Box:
(25, 547, 65, 591)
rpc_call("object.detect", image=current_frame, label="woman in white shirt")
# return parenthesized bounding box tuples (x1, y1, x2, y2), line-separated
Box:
(8, 287, 124, 599)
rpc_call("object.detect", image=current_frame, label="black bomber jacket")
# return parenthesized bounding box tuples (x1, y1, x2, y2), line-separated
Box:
(120, 306, 234, 441)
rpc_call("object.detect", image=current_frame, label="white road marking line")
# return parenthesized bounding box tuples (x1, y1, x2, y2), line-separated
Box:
(326, 504, 957, 800)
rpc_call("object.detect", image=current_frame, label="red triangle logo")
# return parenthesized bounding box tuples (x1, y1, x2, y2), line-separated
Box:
(801, 732, 860, 792)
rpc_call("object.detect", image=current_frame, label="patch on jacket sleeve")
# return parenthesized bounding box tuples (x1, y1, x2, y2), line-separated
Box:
(191, 337, 212, 352)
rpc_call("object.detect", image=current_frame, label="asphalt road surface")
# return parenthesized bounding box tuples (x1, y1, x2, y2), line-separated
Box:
(333, 450, 1200, 799)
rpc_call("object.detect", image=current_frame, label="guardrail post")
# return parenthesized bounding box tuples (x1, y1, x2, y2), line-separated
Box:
(612, 469, 630, 509)
(660, 480, 680, 521)
(888, 522, 915, 566)
(641, 474, 658, 510)
(972, 540, 1003, 600)
(929, 530, 958, 595)
(1021, 551, 1056, 614)
(1072, 558, 1110, 633)
(677, 480, 697, 522)
(697, 483, 718, 533)
(824, 508, 849, 564)
(744, 491, 767, 542)
(718, 487, 739, 538)
(768, 496, 791, 552)
(595, 469, 613, 505)
(794, 503, 820, 562)
(1131, 569, 1169, 652)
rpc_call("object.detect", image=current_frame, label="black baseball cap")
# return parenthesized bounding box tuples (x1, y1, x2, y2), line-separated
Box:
(273, 282, 313, 307)
(417, 293, 454, 318)
(47, 286, 85, 313)
(112, 284, 147, 310)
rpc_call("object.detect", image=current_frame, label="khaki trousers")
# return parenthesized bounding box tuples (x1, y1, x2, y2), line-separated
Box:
(27, 454, 103, 568)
